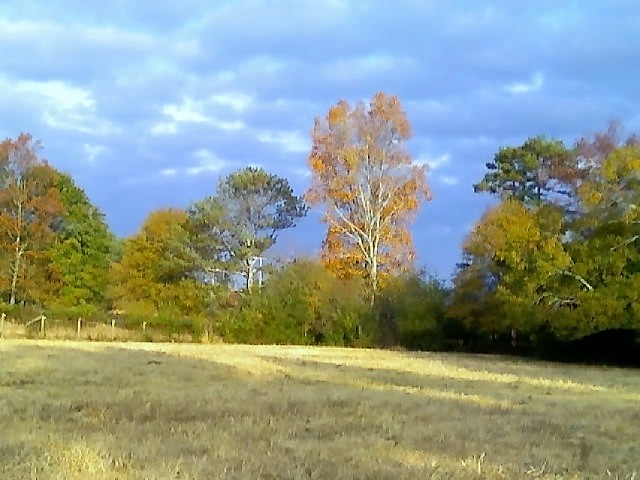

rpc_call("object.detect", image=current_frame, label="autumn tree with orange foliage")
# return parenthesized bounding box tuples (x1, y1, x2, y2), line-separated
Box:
(0, 134, 62, 304)
(306, 92, 431, 302)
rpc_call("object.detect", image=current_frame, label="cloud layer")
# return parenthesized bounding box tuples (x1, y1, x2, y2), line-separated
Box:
(1, 0, 638, 277)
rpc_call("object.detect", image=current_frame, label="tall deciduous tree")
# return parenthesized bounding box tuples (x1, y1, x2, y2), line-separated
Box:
(532, 126, 640, 332)
(455, 124, 640, 340)
(306, 92, 431, 302)
(46, 173, 114, 306)
(547, 145, 640, 337)
(189, 167, 307, 291)
(0, 134, 62, 304)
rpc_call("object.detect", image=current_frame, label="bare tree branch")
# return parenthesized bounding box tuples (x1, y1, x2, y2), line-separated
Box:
(558, 269, 594, 291)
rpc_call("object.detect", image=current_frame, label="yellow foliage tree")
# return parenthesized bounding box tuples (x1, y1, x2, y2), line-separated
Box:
(451, 200, 571, 333)
(306, 92, 431, 302)
(578, 145, 640, 226)
(109, 208, 205, 314)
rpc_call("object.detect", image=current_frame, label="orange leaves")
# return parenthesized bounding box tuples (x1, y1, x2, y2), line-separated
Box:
(327, 101, 349, 127)
(0, 133, 63, 304)
(306, 92, 431, 300)
(369, 91, 412, 138)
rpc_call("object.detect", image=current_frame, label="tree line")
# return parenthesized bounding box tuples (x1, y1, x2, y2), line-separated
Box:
(2, 94, 638, 362)
(451, 121, 640, 361)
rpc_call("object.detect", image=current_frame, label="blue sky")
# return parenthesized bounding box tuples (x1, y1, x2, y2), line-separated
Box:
(1, 1, 639, 279)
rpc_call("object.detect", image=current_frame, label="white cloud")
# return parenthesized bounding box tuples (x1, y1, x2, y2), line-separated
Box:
(170, 39, 202, 59)
(0, 77, 118, 135)
(154, 95, 248, 134)
(0, 19, 154, 52)
(27, 80, 94, 111)
(83, 143, 108, 164)
(150, 122, 178, 135)
(152, 149, 229, 181)
(325, 53, 417, 82)
(504, 72, 544, 94)
(413, 153, 450, 170)
(210, 119, 246, 131)
(234, 55, 286, 81)
(210, 92, 253, 112)
(257, 130, 309, 153)
(408, 99, 450, 112)
(160, 168, 178, 177)
(186, 149, 228, 176)
(354, 53, 398, 72)
(163, 99, 211, 123)
(438, 175, 459, 186)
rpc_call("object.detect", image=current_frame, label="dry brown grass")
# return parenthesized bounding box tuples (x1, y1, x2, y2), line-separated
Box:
(1, 340, 638, 479)
(0, 320, 213, 344)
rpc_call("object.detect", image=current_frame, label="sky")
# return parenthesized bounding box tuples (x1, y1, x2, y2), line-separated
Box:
(1, 1, 639, 279)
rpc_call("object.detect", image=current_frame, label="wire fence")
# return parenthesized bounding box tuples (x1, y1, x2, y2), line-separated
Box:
(0, 313, 217, 343)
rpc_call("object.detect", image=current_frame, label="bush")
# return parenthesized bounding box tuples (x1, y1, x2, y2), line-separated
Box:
(376, 273, 451, 350)
(216, 259, 373, 346)
(154, 306, 205, 338)
(0, 302, 44, 323)
(45, 303, 110, 324)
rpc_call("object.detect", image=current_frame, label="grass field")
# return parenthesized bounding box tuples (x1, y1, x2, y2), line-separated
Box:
(1, 340, 638, 479)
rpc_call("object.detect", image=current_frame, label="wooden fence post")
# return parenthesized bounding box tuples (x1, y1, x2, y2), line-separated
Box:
(142, 321, 147, 332)
(111, 319, 115, 340)
(40, 315, 46, 338)
(0, 312, 5, 339)
(77, 317, 82, 339)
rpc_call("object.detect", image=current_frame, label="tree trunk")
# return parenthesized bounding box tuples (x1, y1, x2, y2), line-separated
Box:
(10, 239, 24, 305)
(369, 260, 378, 305)
(368, 243, 379, 305)
(246, 257, 255, 293)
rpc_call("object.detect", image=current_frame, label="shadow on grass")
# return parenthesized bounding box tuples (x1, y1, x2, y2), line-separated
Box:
(396, 348, 640, 390)
(254, 352, 640, 478)
(1, 341, 639, 479)
(260, 349, 640, 403)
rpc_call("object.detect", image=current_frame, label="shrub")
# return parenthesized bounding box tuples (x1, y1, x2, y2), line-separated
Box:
(376, 273, 451, 350)
(216, 259, 373, 346)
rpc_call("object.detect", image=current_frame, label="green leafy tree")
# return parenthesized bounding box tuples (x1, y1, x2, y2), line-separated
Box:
(543, 145, 640, 338)
(218, 258, 369, 345)
(474, 136, 579, 210)
(463, 125, 640, 341)
(376, 273, 450, 350)
(189, 167, 307, 291)
(46, 173, 114, 307)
